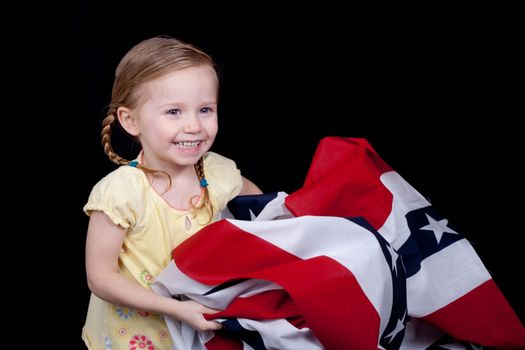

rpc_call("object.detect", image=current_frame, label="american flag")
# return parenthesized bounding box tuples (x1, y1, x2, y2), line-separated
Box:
(152, 137, 525, 349)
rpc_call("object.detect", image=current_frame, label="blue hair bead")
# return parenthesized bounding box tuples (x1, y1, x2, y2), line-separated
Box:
(128, 160, 139, 167)
(200, 178, 208, 188)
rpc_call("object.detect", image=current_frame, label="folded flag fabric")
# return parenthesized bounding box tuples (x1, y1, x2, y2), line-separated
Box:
(152, 137, 525, 349)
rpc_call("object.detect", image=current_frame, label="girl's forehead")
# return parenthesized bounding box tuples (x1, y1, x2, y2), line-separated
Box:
(135, 67, 218, 106)
(147, 66, 217, 90)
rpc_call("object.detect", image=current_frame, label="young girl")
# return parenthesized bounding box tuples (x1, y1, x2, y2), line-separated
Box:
(83, 36, 262, 350)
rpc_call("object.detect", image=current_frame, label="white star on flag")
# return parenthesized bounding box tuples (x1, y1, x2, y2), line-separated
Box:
(386, 244, 399, 275)
(385, 313, 405, 343)
(420, 213, 458, 244)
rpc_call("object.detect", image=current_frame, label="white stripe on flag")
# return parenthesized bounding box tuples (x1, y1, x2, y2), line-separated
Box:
(407, 240, 491, 316)
(378, 171, 430, 249)
(154, 260, 282, 310)
(400, 318, 449, 349)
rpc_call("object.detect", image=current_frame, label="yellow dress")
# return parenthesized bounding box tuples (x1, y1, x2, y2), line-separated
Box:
(82, 152, 243, 350)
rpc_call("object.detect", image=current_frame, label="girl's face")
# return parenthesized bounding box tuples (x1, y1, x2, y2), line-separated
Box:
(129, 65, 219, 171)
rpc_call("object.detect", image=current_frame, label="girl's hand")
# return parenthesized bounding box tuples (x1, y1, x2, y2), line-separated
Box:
(174, 299, 223, 332)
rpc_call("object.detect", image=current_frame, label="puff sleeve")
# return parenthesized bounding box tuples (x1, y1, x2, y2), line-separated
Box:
(83, 166, 150, 231)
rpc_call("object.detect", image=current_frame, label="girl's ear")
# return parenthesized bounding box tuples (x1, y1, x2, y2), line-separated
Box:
(117, 107, 140, 136)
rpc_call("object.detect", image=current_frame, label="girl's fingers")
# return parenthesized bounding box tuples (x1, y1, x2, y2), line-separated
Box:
(203, 306, 221, 314)
(208, 320, 224, 330)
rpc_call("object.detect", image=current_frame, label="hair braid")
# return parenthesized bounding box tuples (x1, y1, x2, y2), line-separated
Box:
(194, 157, 214, 223)
(101, 111, 130, 166)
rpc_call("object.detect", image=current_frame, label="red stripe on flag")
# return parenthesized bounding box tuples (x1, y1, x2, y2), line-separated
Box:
(285, 137, 393, 229)
(205, 331, 244, 350)
(423, 280, 525, 348)
(173, 220, 297, 284)
(174, 220, 380, 350)
(208, 289, 302, 325)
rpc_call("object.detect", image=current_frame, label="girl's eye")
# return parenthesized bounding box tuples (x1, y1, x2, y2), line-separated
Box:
(167, 109, 181, 116)
(200, 107, 212, 114)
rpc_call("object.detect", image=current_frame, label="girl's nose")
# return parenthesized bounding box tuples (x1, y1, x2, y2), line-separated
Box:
(183, 114, 202, 133)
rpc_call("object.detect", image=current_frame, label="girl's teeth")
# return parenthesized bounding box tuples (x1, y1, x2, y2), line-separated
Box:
(176, 141, 200, 149)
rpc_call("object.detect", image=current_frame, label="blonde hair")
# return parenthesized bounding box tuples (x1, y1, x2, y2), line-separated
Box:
(101, 36, 217, 221)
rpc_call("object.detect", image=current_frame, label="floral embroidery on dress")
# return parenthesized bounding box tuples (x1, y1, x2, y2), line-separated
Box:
(116, 307, 135, 319)
(118, 327, 128, 336)
(140, 269, 154, 286)
(129, 334, 155, 350)
(159, 330, 169, 339)
(138, 310, 150, 317)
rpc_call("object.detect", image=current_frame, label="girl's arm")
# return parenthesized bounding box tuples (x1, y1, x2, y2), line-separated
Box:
(85, 210, 223, 331)
(239, 176, 263, 195)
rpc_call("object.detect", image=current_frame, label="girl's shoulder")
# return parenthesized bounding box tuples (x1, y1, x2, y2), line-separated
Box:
(203, 152, 243, 210)
(86, 165, 150, 207)
(101, 164, 146, 185)
(203, 151, 237, 170)
(203, 151, 241, 186)
(89, 165, 148, 196)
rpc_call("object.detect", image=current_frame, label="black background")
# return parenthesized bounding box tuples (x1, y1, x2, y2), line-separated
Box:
(17, 3, 521, 347)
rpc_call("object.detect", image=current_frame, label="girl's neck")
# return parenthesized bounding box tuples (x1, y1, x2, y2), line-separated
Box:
(139, 151, 202, 208)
